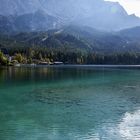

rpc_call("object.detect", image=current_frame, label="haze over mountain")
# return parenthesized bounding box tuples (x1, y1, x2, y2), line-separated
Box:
(0, 0, 140, 32)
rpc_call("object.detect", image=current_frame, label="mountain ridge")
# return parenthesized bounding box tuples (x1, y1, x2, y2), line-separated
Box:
(0, 10, 61, 34)
(0, 0, 140, 31)
(1, 25, 140, 53)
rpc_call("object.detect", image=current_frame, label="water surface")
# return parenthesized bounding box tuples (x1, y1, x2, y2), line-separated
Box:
(0, 66, 140, 140)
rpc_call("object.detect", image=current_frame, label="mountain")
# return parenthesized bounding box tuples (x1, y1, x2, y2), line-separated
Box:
(1, 26, 140, 53)
(0, 0, 140, 31)
(0, 10, 60, 34)
(41, 0, 140, 30)
(118, 26, 140, 41)
(62, 26, 140, 52)
(0, 0, 42, 15)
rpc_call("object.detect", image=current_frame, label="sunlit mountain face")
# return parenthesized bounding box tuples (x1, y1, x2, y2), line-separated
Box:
(0, 0, 140, 32)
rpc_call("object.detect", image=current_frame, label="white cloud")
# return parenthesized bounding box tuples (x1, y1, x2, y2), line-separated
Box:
(106, 0, 140, 17)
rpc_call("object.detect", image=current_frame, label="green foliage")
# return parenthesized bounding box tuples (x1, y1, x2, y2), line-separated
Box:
(1, 27, 140, 65)
(13, 53, 27, 63)
(0, 51, 8, 65)
(2, 47, 140, 65)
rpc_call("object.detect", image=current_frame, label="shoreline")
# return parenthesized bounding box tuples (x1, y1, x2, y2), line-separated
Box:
(1, 64, 140, 68)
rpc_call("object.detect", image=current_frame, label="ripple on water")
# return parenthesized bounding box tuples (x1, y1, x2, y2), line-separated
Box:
(1, 67, 140, 140)
(28, 87, 84, 107)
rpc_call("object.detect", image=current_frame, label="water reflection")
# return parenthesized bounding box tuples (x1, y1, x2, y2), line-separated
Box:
(118, 109, 140, 139)
(0, 66, 140, 140)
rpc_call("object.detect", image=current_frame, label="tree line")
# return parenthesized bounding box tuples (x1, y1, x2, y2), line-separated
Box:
(1, 46, 140, 65)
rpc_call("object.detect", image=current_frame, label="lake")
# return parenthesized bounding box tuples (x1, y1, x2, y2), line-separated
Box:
(0, 66, 140, 140)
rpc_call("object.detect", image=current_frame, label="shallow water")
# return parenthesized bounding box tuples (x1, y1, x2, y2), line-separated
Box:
(0, 66, 140, 140)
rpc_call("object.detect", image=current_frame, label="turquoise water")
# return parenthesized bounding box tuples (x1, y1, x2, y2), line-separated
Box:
(0, 66, 140, 140)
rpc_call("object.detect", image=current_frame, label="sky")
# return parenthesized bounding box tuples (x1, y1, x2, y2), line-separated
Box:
(107, 0, 140, 17)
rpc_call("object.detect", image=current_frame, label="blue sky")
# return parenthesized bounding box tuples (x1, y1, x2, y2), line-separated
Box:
(107, 0, 140, 17)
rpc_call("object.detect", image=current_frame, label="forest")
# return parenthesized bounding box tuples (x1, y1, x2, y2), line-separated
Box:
(1, 47, 140, 65)
(1, 26, 140, 65)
